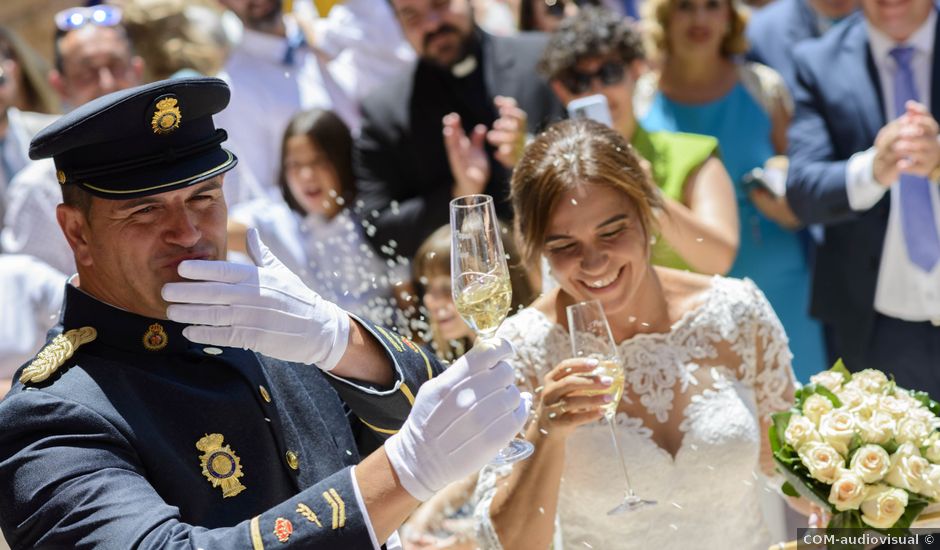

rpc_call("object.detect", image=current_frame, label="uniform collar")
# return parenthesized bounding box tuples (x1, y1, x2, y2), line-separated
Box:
(61, 282, 195, 355)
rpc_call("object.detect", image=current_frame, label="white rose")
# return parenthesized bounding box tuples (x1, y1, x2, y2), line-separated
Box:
(828, 471, 868, 511)
(803, 394, 834, 426)
(819, 409, 856, 456)
(885, 444, 929, 493)
(879, 395, 912, 419)
(799, 442, 845, 484)
(860, 484, 908, 529)
(858, 411, 896, 446)
(785, 415, 822, 450)
(811, 371, 845, 392)
(853, 370, 889, 393)
(850, 445, 891, 484)
(924, 433, 940, 463)
(895, 416, 931, 446)
(922, 464, 940, 500)
(836, 385, 869, 413)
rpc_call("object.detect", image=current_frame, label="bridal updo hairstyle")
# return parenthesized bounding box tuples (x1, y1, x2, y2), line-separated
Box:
(510, 118, 663, 267)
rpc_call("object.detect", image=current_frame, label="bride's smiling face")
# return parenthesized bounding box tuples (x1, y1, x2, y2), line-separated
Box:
(543, 183, 650, 317)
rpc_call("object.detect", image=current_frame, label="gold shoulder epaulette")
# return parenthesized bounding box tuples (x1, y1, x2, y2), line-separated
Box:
(20, 327, 97, 385)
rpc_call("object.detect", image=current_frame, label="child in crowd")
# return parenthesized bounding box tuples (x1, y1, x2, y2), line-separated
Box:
(228, 108, 407, 325)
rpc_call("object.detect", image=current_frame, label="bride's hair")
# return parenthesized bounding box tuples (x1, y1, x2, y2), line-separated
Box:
(510, 118, 662, 268)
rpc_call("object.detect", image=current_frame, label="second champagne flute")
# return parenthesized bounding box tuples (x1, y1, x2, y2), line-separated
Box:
(450, 194, 533, 464)
(567, 299, 656, 514)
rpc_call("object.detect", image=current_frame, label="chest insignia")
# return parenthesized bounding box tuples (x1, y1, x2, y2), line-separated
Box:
(196, 433, 246, 498)
(20, 327, 97, 384)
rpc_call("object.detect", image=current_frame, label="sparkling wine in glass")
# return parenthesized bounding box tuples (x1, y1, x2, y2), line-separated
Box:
(450, 194, 533, 464)
(567, 299, 656, 514)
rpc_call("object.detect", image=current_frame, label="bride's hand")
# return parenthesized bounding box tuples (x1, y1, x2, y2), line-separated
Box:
(529, 358, 611, 441)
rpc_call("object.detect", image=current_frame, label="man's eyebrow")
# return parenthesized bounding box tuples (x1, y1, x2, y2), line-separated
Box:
(114, 196, 162, 213)
(189, 180, 223, 196)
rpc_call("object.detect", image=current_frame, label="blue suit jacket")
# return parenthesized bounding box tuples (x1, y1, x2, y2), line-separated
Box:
(746, 0, 823, 92)
(785, 11, 940, 366)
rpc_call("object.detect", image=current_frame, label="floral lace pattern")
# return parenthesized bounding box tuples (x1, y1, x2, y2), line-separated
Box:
(474, 277, 795, 550)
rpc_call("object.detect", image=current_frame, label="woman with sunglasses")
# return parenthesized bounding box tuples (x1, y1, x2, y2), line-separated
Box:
(518, 0, 601, 32)
(638, 0, 826, 382)
(538, 7, 739, 276)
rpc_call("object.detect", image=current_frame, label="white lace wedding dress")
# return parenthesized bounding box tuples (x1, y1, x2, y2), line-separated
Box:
(474, 277, 795, 550)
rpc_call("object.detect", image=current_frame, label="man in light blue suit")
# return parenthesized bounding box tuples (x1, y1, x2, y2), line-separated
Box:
(787, 0, 940, 399)
(746, 0, 857, 93)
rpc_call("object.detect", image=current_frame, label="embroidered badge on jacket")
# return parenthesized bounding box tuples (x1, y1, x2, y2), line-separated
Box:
(20, 327, 97, 384)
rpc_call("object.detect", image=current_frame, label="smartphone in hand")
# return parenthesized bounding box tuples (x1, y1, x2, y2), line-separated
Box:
(567, 94, 613, 128)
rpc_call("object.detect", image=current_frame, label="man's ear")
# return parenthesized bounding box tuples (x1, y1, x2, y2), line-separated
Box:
(48, 69, 67, 98)
(57, 203, 92, 267)
(550, 79, 573, 107)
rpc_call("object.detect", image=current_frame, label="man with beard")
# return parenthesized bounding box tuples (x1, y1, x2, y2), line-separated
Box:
(215, 0, 357, 197)
(353, 0, 564, 260)
(0, 77, 529, 549)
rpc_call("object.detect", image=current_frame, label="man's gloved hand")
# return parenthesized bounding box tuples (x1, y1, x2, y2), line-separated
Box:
(385, 338, 531, 501)
(162, 228, 350, 371)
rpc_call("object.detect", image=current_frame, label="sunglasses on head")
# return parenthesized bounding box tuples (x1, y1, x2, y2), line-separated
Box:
(54, 5, 123, 32)
(560, 61, 626, 95)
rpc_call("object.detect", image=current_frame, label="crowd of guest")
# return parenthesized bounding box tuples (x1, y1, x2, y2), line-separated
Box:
(1, 0, 939, 547)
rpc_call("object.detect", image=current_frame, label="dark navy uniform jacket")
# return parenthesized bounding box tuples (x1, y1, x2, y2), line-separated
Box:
(0, 284, 443, 549)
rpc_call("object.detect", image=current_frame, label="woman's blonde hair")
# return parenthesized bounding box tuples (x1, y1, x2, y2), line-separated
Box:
(412, 224, 537, 362)
(642, 0, 749, 60)
(511, 118, 662, 269)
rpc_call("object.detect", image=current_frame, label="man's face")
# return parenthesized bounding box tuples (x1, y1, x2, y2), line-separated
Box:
(861, 0, 933, 41)
(53, 26, 143, 108)
(550, 55, 643, 139)
(60, 177, 228, 319)
(390, 0, 474, 68)
(218, 0, 281, 31)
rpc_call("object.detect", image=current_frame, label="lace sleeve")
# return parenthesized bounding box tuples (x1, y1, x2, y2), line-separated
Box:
(737, 280, 796, 420)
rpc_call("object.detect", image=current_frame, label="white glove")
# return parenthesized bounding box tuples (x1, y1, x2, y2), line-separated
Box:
(384, 338, 531, 501)
(162, 228, 350, 371)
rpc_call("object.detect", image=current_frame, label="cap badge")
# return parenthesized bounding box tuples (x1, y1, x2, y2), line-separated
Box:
(151, 96, 182, 135)
(196, 433, 246, 498)
(56, 170, 67, 185)
(142, 323, 168, 351)
(273, 517, 294, 542)
(20, 327, 97, 384)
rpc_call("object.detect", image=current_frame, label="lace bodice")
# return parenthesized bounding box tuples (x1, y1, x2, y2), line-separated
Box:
(474, 277, 795, 550)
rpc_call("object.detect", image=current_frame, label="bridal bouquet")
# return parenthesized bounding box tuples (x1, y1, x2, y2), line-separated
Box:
(770, 361, 940, 538)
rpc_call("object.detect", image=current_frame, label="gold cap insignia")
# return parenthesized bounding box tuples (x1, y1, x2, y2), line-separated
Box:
(20, 327, 97, 384)
(196, 433, 246, 498)
(56, 170, 67, 185)
(142, 323, 168, 351)
(151, 96, 181, 135)
(273, 518, 294, 542)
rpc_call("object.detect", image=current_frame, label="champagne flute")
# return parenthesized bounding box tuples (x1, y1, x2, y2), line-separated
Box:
(566, 300, 656, 514)
(450, 194, 533, 465)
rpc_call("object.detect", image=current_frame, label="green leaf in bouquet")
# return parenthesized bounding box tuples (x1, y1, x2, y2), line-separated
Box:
(830, 359, 852, 383)
(769, 411, 792, 454)
(794, 383, 843, 409)
(773, 455, 832, 510)
(847, 433, 863, 457)
(813, 384, 843, 408)
(882, 439, 900, 456)
(909, 390, 940, 418)
(781, 481, 800, 498)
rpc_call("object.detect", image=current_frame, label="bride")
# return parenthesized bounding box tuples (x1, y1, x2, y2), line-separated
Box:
(473, 119, 807, 549)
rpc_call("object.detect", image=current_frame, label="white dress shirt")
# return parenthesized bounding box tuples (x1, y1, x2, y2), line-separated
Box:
(1, 159, 75, 276)
(306, 0, 415, 102)
(845, 9, 940, 322)
(216, 18, 358, 196)
(0, 108, 57, 229)
(0, 254, 66, 378)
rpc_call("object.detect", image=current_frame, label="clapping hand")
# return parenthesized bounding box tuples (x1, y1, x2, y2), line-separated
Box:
(487, 96, 528, 169)
(443, 113, 490, 197)
(874, 101, 940, 186)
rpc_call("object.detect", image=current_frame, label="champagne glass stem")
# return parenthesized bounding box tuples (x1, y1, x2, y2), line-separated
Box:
(606, 417, 636, 498)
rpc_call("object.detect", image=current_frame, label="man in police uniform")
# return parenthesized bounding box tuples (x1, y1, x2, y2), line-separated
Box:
(0, 77, 529, 549)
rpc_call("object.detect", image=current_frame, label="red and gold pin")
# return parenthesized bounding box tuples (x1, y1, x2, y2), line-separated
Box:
(142, 323, 168, 351)
(401, 335, 420, 353)
(273, 517, 293, 542)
